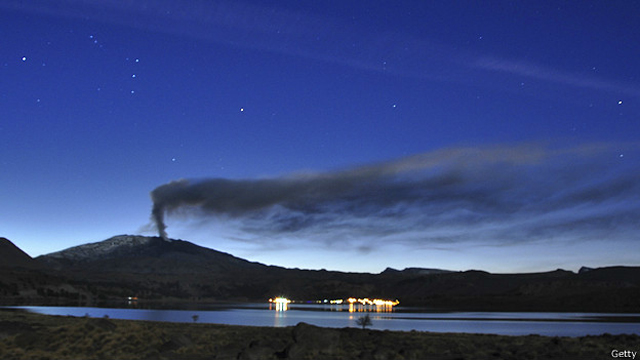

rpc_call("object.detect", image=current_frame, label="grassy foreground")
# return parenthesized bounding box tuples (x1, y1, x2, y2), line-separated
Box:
(0, 310, 637, 360)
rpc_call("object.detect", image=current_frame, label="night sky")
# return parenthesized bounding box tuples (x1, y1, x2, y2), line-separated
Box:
(2, 1, 639, 273)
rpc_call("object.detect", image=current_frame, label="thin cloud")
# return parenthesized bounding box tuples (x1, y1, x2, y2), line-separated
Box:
(473, 57, 640, 98)
(5, 0, 638, 97)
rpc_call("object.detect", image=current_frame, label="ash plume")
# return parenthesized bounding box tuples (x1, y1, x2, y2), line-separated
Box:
(149, 143, 640, 247)
(151, 202, 169, 240)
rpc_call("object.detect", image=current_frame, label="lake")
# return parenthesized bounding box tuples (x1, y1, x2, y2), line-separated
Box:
(8, 303, 640, 337)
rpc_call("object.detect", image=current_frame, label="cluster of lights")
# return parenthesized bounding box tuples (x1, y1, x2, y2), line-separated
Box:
(317, 298, 400, 312)
(269, 297, 399, 312)
(347, 298, 399, 307)
(317, 298, 400, 307)
(269, 297, 292, 304)
(268, 297, 291, 311)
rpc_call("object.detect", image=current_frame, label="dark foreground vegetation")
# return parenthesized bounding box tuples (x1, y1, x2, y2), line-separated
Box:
(0, 310, 637, 360)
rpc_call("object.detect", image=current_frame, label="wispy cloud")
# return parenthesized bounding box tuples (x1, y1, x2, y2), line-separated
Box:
(5, 0, 638, 97)
(473, 56, 640, 98)
(151, 142, 640, 250)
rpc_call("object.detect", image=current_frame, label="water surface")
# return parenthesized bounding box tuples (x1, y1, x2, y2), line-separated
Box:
(9, 304, 640, 337)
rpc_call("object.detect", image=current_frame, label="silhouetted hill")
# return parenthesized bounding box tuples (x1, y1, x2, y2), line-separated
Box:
(2, 235, 639, 312)
(380, 267, 640, 311)
(0, 237, 40, 269)
(0, 237, 91, 306)
(381, 267, 455, 275)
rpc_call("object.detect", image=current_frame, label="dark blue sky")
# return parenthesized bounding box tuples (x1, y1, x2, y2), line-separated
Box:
(2, 1, 639, 273)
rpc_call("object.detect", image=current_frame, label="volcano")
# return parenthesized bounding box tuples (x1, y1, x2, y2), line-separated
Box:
(36, 234, 266, 274)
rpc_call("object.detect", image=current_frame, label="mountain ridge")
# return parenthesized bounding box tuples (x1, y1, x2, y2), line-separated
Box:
(36, 234, 272, 274)
(38, 235, 456, 275)
(381, 267, 456, 275)
(3, 235, 640, 312)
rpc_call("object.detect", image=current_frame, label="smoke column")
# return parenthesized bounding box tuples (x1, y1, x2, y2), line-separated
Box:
(151, 202, 168, 240)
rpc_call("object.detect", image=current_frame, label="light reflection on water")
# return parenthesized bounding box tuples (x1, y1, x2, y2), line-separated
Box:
(6, 305, 640, 337)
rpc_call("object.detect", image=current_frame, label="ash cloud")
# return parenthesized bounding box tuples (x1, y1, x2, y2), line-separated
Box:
(150, 143, 640, 248)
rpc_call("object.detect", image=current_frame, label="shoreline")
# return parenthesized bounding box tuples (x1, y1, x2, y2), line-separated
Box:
(1, 309, 638, 359)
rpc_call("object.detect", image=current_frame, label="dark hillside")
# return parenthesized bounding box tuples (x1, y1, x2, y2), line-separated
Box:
(0, 235, 636, 312)
(0, 238, 40, 269)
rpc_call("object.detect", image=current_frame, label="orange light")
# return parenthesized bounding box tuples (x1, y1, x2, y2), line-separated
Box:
(272, 297, 291, 311)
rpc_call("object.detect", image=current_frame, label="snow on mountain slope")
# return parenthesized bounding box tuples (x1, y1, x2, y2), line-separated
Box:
(41, 235, 158, 261)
